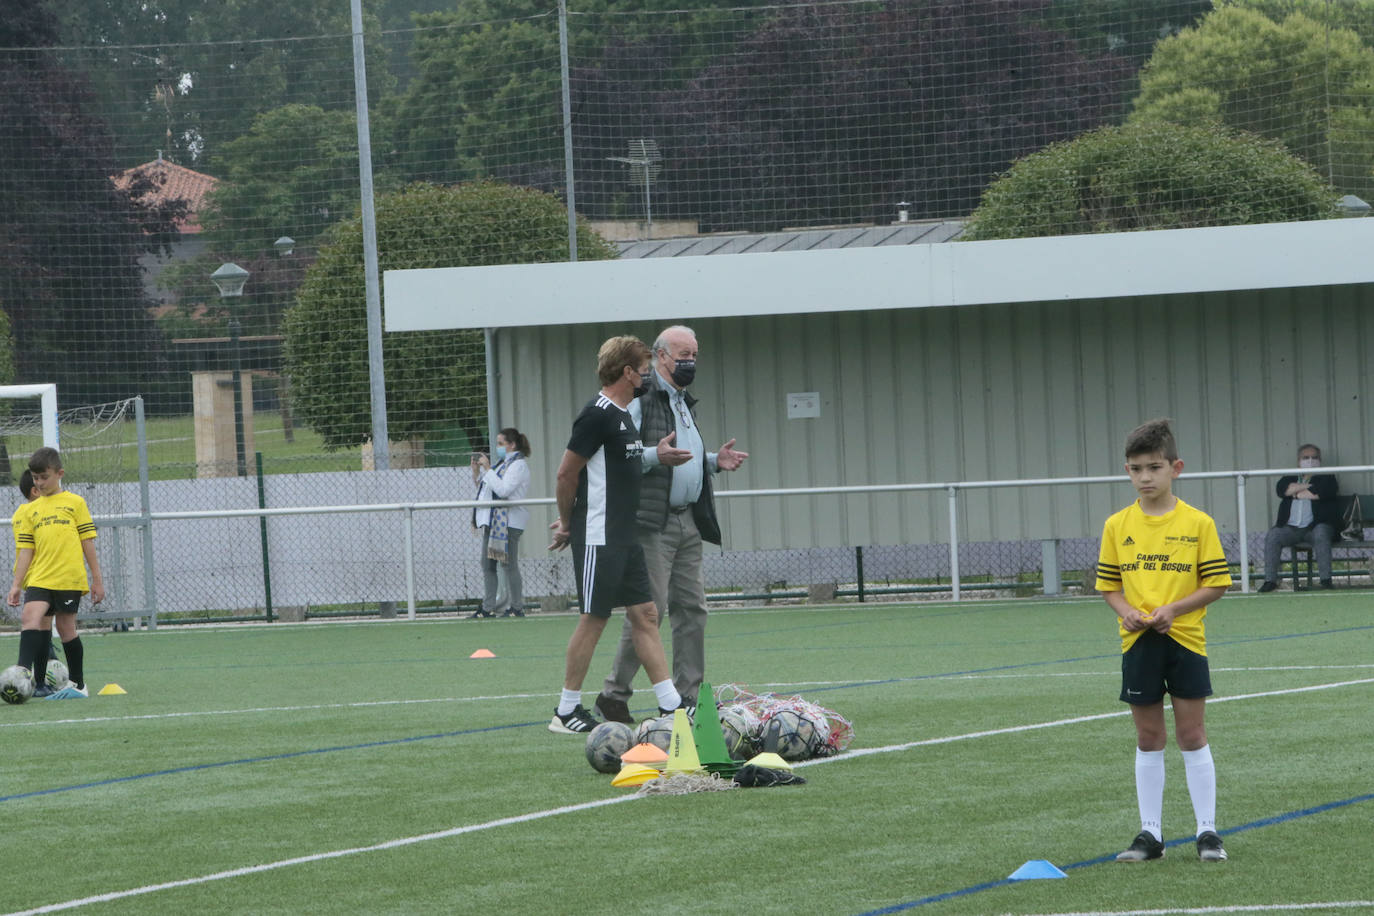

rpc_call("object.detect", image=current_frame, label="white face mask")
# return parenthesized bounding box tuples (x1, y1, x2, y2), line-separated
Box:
(1299, 456, 1319, 469)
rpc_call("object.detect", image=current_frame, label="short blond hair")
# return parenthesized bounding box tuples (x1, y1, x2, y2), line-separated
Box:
(597, 335, 651, 387)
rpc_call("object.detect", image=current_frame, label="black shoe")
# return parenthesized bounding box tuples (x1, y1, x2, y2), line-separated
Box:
(548, 704, 598, 734)
(593, 693, 634, 725)
(1196, 830, 1227, 861)
(1320, 579, 1334, 589)
(1257, 581, 1278, 593)
(498, 609, 515, 618)
(1115, 831, 1165, 862)
(32, 683, 56, 699)
(658, 700, 695, 720)
(467, 609, 494, 619)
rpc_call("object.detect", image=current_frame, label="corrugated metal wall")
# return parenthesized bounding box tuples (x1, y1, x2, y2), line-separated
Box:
(493, 283, 1374, 550)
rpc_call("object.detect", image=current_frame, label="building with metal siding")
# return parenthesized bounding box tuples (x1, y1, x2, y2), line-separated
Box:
(388, 219, 1374, 552)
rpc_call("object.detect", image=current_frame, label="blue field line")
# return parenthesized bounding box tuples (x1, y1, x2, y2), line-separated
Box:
(853, 791, 1374, 915)
(0, 720, 535, 804)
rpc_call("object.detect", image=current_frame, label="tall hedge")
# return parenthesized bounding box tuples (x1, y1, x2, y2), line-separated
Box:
(961, 123, 1336, 240)
(283, 182, 617, 449)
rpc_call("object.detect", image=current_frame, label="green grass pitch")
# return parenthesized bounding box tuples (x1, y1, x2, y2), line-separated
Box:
(1, 592, 1371, 915)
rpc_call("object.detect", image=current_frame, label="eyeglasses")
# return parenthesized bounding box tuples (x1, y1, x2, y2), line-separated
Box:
(675, 396, 691, 425)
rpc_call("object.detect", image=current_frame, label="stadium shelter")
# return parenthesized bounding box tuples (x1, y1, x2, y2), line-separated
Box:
(385, 218, 1374, 553)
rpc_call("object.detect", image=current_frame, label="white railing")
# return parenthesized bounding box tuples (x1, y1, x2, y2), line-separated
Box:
(120, 463, 1374, 625)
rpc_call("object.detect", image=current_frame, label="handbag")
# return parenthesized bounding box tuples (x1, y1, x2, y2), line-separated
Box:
(1340, 494, 1365, 541)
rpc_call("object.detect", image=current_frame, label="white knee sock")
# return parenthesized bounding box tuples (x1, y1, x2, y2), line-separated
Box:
(1182, 744, 1217, 836)
(1135, 748, 1166, 841)
(651, 678, 681, 712)
(557, 688, 581, 716)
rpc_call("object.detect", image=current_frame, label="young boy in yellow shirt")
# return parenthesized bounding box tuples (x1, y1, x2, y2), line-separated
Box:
(7, 447, 104, 698)
(1095, 419, 1232, 863)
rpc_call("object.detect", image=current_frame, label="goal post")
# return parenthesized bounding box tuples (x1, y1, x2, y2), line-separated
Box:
(0, 387, 158, 630)
(0, 383, 58, 449)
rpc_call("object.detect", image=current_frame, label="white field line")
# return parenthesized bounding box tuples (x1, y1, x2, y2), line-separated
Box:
(1007, 904, 1374, 915)
(5, 676, 1372, 916)
(5, 668, 1373, 732)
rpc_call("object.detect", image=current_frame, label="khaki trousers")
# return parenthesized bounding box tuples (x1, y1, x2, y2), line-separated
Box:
(601, 509, 708, 705)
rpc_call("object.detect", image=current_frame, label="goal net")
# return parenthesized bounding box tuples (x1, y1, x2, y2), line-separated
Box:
(0, 388, 152, 624)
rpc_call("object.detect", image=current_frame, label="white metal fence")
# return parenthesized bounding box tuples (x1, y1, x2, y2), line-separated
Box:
(72, 463, 1374, 629)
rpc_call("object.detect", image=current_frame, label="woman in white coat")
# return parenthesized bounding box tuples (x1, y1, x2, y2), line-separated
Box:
(470, 427, 532, 618)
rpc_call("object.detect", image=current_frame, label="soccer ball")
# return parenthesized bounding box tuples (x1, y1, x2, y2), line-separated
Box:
(721, 703, 762, 742)
(717, 710, 756, 761)
(0, 665, 34, 705)
(585, 721, 635, 774)
(635, 715, 675, 753)
(45, 660, 70, 690)
(770, 708, 825, 761)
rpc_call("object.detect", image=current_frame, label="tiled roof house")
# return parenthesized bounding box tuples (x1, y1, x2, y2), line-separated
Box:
(114, 154, 218, 234)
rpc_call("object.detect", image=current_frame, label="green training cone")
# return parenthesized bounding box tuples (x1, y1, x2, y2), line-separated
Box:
(691, 682, 741, 777)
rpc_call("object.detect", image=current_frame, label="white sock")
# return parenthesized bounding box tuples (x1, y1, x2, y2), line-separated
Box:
(651, 679, 681, 712)
(557, 688, 581, 716)
(1135, 748, 1166, 841)
(1182, 745, 1217, 836)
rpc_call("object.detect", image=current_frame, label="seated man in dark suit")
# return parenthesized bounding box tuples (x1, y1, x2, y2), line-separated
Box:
(1259, 444, 1341, 591)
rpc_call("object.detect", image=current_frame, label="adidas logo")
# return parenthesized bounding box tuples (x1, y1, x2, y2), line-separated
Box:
(1123, 536, 1135, 545)
(619, 422, 627, 430)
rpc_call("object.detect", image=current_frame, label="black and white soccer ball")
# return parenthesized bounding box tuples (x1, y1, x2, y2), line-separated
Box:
(635, 715, 675, 753)
(45, 660, 70, 690)
(770, 708, 827, 761)
(0, 665, 34, 705)
(585, 721, 635, 774)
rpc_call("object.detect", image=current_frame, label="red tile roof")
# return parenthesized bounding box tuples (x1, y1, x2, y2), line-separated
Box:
(115, 157, 219, 234)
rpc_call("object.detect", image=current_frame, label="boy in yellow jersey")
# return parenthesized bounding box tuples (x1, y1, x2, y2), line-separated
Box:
(7, 447, 104, 698)
(1095, 419, 1231, 864)
(12, 470, 63, 676)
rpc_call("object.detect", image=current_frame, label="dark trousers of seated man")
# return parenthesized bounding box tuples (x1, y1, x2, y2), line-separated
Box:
(1263, 522, 1336, 584)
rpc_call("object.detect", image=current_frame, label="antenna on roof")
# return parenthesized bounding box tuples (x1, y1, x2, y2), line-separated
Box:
(607, 139, 662, 242)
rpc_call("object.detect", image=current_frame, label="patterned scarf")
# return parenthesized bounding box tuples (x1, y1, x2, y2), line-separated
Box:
(485, 452, 518, 564)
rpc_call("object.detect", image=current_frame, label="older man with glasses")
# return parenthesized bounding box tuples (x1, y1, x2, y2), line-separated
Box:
(593, 325, 748, 724)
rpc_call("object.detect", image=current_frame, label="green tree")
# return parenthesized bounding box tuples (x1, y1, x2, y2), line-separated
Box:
(1130, 7, 1374, 196)
(282, 182, 618, 449)
(1214, 0, 1374, 47)
(961, 123, 1335, 239)
(200, 103, 386, 259)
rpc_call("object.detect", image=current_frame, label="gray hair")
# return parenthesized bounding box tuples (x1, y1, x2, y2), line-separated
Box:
(653, 324, 697, 354)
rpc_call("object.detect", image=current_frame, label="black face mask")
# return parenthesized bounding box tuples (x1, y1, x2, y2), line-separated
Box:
(633, 369, 652, 398)
(670, 359, 696, 388)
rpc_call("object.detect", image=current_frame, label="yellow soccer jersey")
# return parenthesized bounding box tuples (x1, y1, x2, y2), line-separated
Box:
(12, 491, 97, 593)
(1095, 497, 1231, 656)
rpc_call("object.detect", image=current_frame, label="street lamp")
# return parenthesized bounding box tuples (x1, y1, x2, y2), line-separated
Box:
(1337, 194, 1371, 217)
(210, 262, 249, 477)
(274, 236, 295, 256)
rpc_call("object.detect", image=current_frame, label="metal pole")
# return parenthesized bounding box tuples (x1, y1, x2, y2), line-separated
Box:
(229, 316, 247, 477)
(557, 0, 577, 262)
(404, 506, 416, 620)
(855, 545, 865, 603)
(135, 397, 157, 630)
(257, 452, 274, 621)
(485, 328, 498, 450)
(351, 0, 389, 467)
(1236, 474, 1250, 593)
(948, 486, 960, 601)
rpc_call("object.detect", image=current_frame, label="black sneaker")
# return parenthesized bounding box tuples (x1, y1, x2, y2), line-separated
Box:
(467, 609, 494, 619)
(32, 683, 57, 699)
(1320, 579, 1334, 589)
(1257, 581, 1278, 593)
(1115, 831, 1165, 862)
(593, 693, 634, 725)
(658, 700, 694, 720)
(1196, 830, 1227, 862)
(548, 704, 598, 734)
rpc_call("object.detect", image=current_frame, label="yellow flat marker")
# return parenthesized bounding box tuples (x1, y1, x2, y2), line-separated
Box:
(98, 683, 127, 695)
